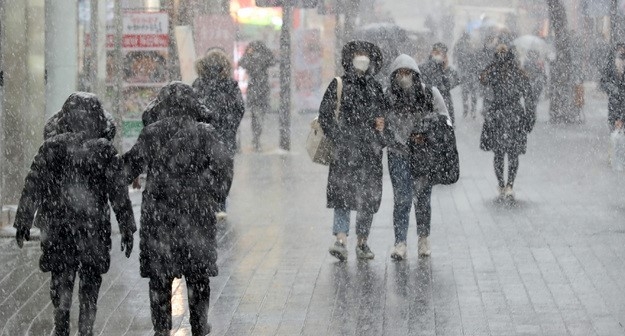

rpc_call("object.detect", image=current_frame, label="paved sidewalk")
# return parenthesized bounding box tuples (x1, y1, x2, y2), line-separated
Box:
(1, 86, 625, 335)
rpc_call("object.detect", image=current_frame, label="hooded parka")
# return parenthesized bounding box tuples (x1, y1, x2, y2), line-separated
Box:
(479, 49, 534, 155)
(319, 41, 388, 212)
(122, 82, 230, 279)
(14, 92, 136, 274)
(192, 49, 245, 155)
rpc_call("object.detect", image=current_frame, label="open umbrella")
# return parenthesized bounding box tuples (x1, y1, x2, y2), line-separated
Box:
(513, 35, 550, 55)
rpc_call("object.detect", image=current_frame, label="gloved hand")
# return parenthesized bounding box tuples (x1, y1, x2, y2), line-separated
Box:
(121, 230, 134, 258)
(15, 227, 30, 248)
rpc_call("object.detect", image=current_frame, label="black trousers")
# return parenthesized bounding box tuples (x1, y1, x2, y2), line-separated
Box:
(149, 273, 211, 335)
(50, 265, 102, 336)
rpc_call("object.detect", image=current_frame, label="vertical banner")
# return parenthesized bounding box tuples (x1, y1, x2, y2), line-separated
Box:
(293, 29, 323, 112)
(174, 26, 198, 85)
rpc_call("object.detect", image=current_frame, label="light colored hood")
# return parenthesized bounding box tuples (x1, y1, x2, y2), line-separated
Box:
(389, 54, 421, 76)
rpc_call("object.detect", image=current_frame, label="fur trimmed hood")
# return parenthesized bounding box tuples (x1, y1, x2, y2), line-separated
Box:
(195, 49, 232, 79)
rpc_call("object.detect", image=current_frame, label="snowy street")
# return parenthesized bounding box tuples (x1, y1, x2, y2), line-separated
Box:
(1, 86, 625, 335)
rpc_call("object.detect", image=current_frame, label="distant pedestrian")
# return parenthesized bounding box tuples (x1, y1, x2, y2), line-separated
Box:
(320, 40, 387, 261)
(123, 82, 230, 336)
(454, 32, 479, 119)
(238, 41, 276, 151)
(600, 43, 625, 131)
(384, 54, 451, 260)
(420, 42, 460, 124)
(523, 50, 546, 118)
(193, 48, 245, 220)
(14, 92, 136, 336)
(480, 44, 535, 199)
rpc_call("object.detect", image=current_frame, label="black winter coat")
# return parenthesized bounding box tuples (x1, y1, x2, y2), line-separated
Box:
(319, 72, 387, 212)
(479, 60, 534, 155)
(239, 46, 275, 109)
(600, 60, 625, 126)
(14, 133, 136, 274)
(123, 113, 230, 279)
(419, 59, 460, 119)
(192, 77, 245, 155)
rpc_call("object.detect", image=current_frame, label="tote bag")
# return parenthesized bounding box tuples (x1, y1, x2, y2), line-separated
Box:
(306, 77, 343, 165)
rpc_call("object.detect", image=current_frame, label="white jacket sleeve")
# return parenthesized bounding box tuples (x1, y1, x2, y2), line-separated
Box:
(430, 86, 452, 125)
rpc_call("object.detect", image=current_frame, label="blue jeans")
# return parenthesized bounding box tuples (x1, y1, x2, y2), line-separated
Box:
(333, 208, 374, 239)
(388, 151, 433, 244)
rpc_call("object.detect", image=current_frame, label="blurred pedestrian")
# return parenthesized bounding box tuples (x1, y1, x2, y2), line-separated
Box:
(420, 42, 460, 124)
(238, 41, 276, 151)
(480, 44, 535, 199)
(600, 43, 625, 131)
(14, 93, 136, 336)
(123, 82, 230, 336)
(320, 40, 387, 261)
(384, 54, 451, 260)
(454, 32, 479, 119)
(523, 50, 546, 118)
(193, 48, 245, 220)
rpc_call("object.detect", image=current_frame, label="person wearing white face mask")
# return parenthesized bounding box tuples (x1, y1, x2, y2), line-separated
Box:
(419, 43, 460, 125)
(384, 54, 452, 260)
(319, 41, 387, 261)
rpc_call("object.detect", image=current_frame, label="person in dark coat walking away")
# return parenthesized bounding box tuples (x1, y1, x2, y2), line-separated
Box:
(193, 48, 245, 220)
(319, 40, 387, 261)
(523, 50, 546, 118)
(420, 42, 460, 124)
(384, 54, 451, 260)
(600, 43, 625, 131)
(454, 32, 479, 119)
(122, 82, 230, 336)
(480, 44, 535, 199)
(239, 40, 275, 151)
(14, 92, 136, 336)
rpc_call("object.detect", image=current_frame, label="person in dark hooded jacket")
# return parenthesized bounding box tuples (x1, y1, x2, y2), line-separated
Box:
(193, 48, 245, 219)
(480, 44, 534, 199)
(238, 40, 275, 151)
(122, 81, 230, 336)
(600, 43, 625, 131)
(384, 54, 451, 260)
(319, 40, 387, 261)
(420, 42, 460, 124)
(13, 92, 136, 336)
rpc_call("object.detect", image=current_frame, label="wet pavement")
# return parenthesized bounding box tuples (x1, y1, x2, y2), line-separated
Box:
(2, 85, 625, 335)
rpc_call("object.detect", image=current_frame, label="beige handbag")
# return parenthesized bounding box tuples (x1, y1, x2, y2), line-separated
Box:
(306, 77, 343, 165)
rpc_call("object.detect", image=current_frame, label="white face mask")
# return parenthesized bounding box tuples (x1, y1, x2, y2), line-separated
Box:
(432, 54, 445, 64)
(398, 74, 413, 89)
(353, 55, 370, 72)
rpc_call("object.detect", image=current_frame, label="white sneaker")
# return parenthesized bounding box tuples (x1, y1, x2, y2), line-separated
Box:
(355, 244, 375, 260)
(216, 211, 228, 220)
(418, 237, 431, 256)
(391, 242, 407, 261)
(504, 185, 514, 199)
(329, 241, 348, 261)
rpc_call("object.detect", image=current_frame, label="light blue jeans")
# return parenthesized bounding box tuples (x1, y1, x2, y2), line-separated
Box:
(333, 208, 374, 238)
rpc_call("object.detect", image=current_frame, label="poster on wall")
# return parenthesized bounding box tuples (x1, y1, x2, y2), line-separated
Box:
(293, 29, 323, 113)
(100, 12, 170, 150)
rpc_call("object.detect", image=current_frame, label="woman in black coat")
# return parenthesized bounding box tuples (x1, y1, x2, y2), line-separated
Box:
(600, 43, 625, 131)
(14, 92, 136, 336)
(239, 40, 275, 150)
(122, 82, 230, 336)
(319, 40, 387, 261)
(193, 48, 245, 217)
(480, 44, 534, 199)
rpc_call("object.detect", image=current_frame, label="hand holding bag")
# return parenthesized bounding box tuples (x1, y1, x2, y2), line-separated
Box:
(306, 77, 343, 165)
